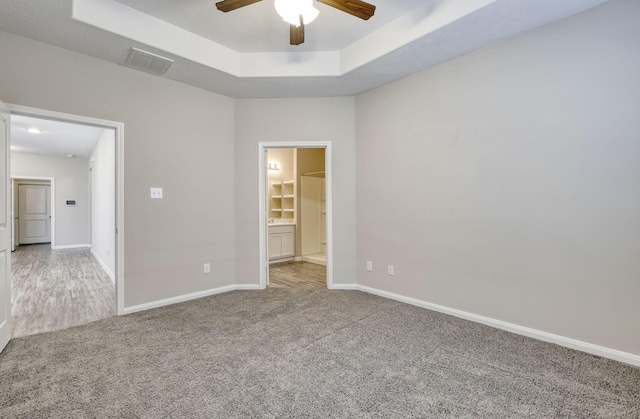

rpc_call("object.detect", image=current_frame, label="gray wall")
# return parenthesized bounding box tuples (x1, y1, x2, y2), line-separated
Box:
(234, 98, 356, 286)
(90, 129, 116, 280)
(0, 32, 236, 308)
(355, 0, 640, 355)
(11, 153, 89, 247)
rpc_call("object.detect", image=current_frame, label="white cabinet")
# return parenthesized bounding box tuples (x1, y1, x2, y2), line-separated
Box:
(268, 225, 295, 262)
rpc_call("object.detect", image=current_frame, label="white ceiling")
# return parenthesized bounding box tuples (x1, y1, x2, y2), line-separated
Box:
(11, 115, 106, 158)
(0, 0, 609, 98)
(115, 0, 427, 53)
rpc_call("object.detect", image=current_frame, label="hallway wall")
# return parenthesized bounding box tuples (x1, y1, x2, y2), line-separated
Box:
(11, 153, 89, 247)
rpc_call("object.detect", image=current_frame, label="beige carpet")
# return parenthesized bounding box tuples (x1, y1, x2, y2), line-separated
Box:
(1, 288, 638, 417)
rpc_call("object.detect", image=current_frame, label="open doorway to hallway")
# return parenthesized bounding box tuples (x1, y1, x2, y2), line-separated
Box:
(265, 147, 328, 288)
(10, 114, 116, 337)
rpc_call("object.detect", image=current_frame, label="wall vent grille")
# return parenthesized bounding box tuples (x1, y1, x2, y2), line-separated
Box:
(125, 47, 174, 75)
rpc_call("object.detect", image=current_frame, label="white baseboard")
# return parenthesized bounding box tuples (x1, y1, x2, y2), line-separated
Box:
(235, 284, 262, 290)
(329, 283, 357, 290)
(123, 284, 238, 315)
(52, 244, 91, 250)
(269, 257, 294, 264)
(355, 285, 640, 367)
(123, 283, 262, 315)
(90, 249, 115, 283)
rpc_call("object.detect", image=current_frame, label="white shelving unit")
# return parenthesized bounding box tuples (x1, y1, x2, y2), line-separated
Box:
(269, 180, 295, 222)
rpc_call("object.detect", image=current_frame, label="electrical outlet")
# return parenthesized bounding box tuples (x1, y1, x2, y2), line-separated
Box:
(204, 263, 211, 274)
(366, 261, 373, 272)
(150, 187, 163, 199)
(387, 265, 394, 276)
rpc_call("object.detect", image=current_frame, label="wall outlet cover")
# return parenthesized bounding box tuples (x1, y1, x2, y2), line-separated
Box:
(150, 187, 163, 199)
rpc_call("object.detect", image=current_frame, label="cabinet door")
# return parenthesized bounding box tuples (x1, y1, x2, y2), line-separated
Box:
(268, 233, 283, 259)
(281, 232, 294, 257)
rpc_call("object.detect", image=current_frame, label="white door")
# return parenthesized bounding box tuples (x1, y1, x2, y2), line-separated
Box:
(18, 184, 51, 244)
(0, 100, 12, 352)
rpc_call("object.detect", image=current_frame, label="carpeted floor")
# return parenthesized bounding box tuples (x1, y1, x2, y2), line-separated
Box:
(1, 289, 638, 417)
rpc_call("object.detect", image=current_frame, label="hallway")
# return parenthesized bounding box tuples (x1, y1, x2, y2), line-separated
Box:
(11, 244, 115, 338)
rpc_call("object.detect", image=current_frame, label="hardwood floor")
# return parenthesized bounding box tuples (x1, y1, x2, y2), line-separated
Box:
(269, 261, 326, 288)
(11, 244, 115, 338)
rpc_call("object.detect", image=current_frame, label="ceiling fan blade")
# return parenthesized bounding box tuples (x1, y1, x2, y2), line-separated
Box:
(290, 16, 305, 45)
(317, 0, 375, 20)
(215, 0, 262, 12)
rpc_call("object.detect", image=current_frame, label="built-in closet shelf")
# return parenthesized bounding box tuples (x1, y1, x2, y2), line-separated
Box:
(270, 191, 293, 200)
(269, 179, 296, 221)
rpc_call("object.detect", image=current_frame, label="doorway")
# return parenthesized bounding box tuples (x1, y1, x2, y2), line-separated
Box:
(258, 142, 333, 289)
(7, 104, 125, 334)
(13, 178, 53, 248)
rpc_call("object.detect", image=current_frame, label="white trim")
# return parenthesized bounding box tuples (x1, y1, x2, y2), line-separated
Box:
(52, 244, 90, 250)
(328, 283, 357, 290)
(258, 142, 334, 290)
(269, 257, 294, 264)
(91, 248, 115, 283)
(8, 104, 126, 316)
(11, 176, 55, 248)
(235, 284, 262, 290)
(123, 284, 255, 314)
(355, 285, 640, 367)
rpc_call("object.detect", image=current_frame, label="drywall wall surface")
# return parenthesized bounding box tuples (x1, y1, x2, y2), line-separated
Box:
(11, 153, 89, 247)
(235, 97, 356, 285)
(355, 0, 640, 356)
(0, 32, 236, 308)
(90, 129, 116, 279)
(266, 148, 294, 182)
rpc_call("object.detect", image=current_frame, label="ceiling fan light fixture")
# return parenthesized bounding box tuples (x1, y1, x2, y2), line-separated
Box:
(274, 0, 319, 26)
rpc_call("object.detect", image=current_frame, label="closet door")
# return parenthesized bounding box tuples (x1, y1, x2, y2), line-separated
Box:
(18, 184, 51, 244)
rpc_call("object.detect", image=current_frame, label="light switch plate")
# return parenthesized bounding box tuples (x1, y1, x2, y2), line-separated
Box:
(150, 187, 163, 199)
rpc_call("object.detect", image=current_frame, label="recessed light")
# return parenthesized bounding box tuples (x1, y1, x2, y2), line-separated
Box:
(67, 154, 76, 158)
(27, 128, 42, 134)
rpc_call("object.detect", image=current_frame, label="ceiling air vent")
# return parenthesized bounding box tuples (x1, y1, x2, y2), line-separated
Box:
(125, 47, 174, 75)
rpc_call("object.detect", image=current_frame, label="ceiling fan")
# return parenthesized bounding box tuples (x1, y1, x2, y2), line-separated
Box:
(215, 0, 376, 45)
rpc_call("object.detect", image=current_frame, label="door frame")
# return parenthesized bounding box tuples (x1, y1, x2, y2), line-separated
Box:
(12, 177, 55, 247)
(8, 104, 125, 315)
(258, 141, 333, 289)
